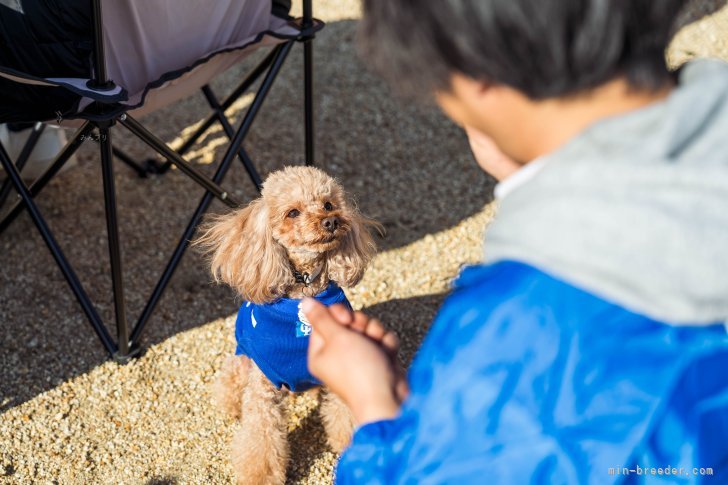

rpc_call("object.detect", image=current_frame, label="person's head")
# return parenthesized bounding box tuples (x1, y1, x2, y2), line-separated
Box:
(360, 0, 686, 166)
(360, 0, 685, 101)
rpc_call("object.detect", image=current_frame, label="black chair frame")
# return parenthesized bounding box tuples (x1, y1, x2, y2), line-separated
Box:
(0, 0, 321, 362)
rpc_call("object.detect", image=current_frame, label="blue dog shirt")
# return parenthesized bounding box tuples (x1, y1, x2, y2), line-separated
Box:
(235, 283, 351, 392)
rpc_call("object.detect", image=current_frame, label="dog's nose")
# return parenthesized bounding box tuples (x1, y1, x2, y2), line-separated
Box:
(321, 216, 339, 232)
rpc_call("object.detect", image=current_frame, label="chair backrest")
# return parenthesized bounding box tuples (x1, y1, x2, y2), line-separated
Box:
(103, 0, 299, 116)
(0, 0, 300, 122)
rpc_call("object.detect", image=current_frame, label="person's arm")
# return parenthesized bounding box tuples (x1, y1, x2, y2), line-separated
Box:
(309, 263, 726, 484)
(305, 267, 584, 484)
(325, 289, 511, 484)
(308, 277, 583, 484)
(328, 290, 505, 484)
(305, 293, 533, 483)
(327, 284, 557, 484)
(307, 291, 537, 483)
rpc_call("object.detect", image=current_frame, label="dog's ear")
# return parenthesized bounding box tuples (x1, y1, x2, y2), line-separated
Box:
(327, 210, 382, 288)
(194, 199, 292, 303)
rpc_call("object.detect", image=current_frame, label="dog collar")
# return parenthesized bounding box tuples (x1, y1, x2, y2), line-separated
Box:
(292, 262, 323, 287)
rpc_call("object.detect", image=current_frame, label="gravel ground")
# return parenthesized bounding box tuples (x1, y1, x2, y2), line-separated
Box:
(1, 1, 726, 484)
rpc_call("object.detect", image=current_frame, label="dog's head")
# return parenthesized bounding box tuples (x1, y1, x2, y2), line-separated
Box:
(194, 166, 380, 303)
(263, 165, 357, 254)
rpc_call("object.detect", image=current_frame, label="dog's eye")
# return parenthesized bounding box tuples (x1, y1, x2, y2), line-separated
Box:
(287, 209, 300, 218)
(324, 202, 333, 211)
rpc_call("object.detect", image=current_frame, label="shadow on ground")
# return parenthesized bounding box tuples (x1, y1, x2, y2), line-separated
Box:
(0, 17, 490, 412)
(286, 405, 329, 484)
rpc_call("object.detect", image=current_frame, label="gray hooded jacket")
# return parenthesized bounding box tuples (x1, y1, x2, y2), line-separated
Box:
(484, 59, 728, 325)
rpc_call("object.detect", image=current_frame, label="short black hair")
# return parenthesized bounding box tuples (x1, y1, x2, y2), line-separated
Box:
(359, 0, 687, 99)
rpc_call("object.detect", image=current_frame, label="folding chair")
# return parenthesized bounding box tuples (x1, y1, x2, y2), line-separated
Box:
(0, 0, 322, 362)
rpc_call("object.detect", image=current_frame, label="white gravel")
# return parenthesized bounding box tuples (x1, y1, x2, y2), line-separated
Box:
(1, 1, 726, 483)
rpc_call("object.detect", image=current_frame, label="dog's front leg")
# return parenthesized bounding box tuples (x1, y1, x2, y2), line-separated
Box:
(212, 355, 251, 421)
(231, 365, 289, 485)
(320, 389, 356, 453)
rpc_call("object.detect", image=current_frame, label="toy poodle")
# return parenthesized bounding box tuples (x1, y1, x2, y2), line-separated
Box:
(194, 166, 381, 484)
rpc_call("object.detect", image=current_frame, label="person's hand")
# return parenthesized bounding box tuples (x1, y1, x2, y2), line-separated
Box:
(464, 125, 521, 180)
(323, 303, 409, 403)
(303, 298, 408, 425)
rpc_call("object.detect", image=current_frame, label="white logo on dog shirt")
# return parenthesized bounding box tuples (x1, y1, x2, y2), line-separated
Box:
(298, 322, 312, 337)
(296, 303, 312, 337)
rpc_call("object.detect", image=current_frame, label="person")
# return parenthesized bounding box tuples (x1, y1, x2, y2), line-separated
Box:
(302, 0, 728, 483)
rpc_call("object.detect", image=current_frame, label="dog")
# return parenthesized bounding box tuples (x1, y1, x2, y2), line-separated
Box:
(194, 166, 381, 484)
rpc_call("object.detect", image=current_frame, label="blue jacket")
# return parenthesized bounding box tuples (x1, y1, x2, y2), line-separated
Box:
(235, 283, 351, 392)
(336, 262, 728, 484)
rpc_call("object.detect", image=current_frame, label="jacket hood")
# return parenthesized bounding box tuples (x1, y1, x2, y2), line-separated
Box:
(484, 60, 728, 325)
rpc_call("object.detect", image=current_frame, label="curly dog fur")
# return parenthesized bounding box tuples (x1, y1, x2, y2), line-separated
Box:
(195, 166, 381, 484)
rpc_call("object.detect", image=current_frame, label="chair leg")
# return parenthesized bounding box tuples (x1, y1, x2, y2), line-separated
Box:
(303, 0, 315, 166)
(0, 122, 46, 210)
(0, 134, 117, 355)
(148, 47, 280, 175)
(130, 176, 224, 345)
(119, 114, 241, 208)
(303, 39, 314, 166)
(0, 123, 93, 236)
(99, 126, 136, 362)
(216, 42, 294, 188)
(111, 43, 293, 191)
(130, 41, 295, 344)
(201, 85, 262, 191)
